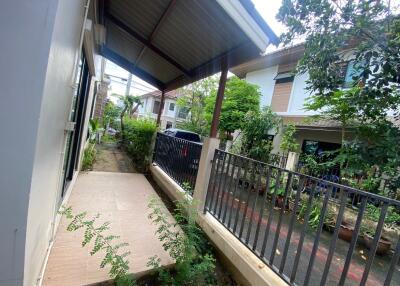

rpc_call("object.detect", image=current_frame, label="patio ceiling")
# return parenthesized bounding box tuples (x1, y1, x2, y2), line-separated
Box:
(97, 0, 278, 91)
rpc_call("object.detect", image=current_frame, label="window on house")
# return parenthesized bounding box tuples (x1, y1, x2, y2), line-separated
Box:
(169, 102, 175, 111)
(166, 121, 173, 129)
(341, 60, 364, 88)
(178, 107, 189, 119)
(153, 100, 160, 114)
(274, 71, 294, 84)
(302, 140, 341, 158)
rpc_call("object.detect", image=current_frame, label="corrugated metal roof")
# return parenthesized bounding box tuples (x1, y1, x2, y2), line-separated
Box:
(97, 0, 278, 91)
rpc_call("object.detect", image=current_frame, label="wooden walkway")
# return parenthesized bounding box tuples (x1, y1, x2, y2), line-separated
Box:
(42, 171, 174, 285)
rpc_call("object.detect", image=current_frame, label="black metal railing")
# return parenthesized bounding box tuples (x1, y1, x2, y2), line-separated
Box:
(153, 132, 202, 194)
(204, 149, 400, 286)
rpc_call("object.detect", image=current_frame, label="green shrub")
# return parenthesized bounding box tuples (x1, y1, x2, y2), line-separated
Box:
(147, 196, 216, 285)
(82, 143, 96, 171)
(122, 118, 157, 172)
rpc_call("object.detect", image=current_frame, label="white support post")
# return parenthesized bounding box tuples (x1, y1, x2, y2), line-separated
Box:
(193, 137, 220, 213)
(285, 151, 300, 172)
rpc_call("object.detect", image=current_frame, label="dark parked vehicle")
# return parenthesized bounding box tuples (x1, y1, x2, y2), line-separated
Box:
(163, 128, 202, 143)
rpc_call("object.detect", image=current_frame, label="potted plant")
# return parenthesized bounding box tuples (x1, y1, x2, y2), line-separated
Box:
(338, 221, 355, 242)
(361, 224, 392, 255)
(271, 186, 286, 208)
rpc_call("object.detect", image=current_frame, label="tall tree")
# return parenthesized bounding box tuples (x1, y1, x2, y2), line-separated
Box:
(278, 0, 400, 122)
(278, 0, 400, 195)
(176, 76, 218, 136)
(205, 76, 261, 137)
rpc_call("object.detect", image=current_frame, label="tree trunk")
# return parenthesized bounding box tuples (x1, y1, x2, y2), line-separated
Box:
(130, 103, 141, 117)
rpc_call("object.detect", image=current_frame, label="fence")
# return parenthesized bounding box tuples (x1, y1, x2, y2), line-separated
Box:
(296, 157, 399, 200)
(153, 132, 202, 195)
(204, 149, 400, 286)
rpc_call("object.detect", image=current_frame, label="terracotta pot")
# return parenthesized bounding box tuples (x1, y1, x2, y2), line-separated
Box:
(338, 224, 354, 242)
(363, 234, 392, 255)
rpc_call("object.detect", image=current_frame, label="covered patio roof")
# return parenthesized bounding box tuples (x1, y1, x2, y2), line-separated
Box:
(96, 0, 278, 92)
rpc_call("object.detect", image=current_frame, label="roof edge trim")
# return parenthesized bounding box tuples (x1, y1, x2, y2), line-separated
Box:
(216, 0, 278, 51)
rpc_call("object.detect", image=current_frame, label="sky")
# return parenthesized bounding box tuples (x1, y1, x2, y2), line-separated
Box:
(105, 0, 284, 97)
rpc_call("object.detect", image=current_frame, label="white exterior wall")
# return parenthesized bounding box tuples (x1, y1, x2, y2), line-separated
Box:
(245, 66, 278, 108)
(286, 72, 315, 115)
(0, 1, 60, 285)
(0, 1, 98, 285)
(25, 1, 94, 285)
(137, 96, 180, 129)
(246, 65, 317, 117)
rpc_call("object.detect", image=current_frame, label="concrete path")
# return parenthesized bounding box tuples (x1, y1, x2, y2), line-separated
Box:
(42, 172, 174, 285)
(92, 143, 136, 173)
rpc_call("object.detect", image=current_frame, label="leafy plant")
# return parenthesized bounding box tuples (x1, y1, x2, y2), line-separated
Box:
(364, 204, 400, 230)
(82, 143, 96, 171)
(241, 107, 281, 162)
(147, 196, 216, 285)
(89, 118, 101, 143)
(120, 95, 142, 140)
(205, 76, 261, 137)
(176, 76, 218, 137)
(122, 118, 157, 172)
(278, 0, 400, 198)
(297, 197, 337, 230)
(59, 207, 135, 286)
(279, 122, 299, 153)
(103, 101, 121, 131)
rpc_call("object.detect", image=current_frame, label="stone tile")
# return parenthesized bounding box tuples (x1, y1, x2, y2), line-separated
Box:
(43, 172, 175, 285)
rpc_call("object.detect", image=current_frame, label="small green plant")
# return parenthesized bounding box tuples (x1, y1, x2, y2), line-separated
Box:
(82, 143, 96, 171)
(102, 133, 118, 144)
(147, 196, 216, 285)
(297, 197, 336, 230)
(59, 207, 135, 286)
(364, 204, 400, 230)
(279, 122, 299, 153)
(89, 118, 101, 143)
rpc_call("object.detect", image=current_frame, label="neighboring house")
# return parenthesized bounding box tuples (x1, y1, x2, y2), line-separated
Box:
(136, 90, 188, 130)
(232, 43, 358, 156)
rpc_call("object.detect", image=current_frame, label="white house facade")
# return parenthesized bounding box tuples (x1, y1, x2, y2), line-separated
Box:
(232, 44, 358, 156)
(137, 90, 188, 130)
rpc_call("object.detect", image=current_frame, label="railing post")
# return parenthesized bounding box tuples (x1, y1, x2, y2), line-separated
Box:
(193, 137, 220, 213)
(285, 151, 299, 171)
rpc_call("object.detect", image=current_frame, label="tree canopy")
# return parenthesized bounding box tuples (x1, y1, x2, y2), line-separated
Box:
(278, 0, 400, 197)
(205, 76, 260, 136)
(176, 76, 218, 136)
(278, 0, 400, 122)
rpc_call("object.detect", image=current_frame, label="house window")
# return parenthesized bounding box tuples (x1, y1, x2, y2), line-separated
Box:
(274, 71, 294, 84)
(302, 140, 341, 158)
(271, 71, 294, 112)
(153, 100, 160, 114)
(178, 107, 189, 119)
(169, 102, 175, 111)
(341, 60, 364, 88)
(166, 121, 173, 129)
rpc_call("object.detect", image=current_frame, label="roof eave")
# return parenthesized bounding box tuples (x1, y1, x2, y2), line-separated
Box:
(216, 0, 279, 52)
